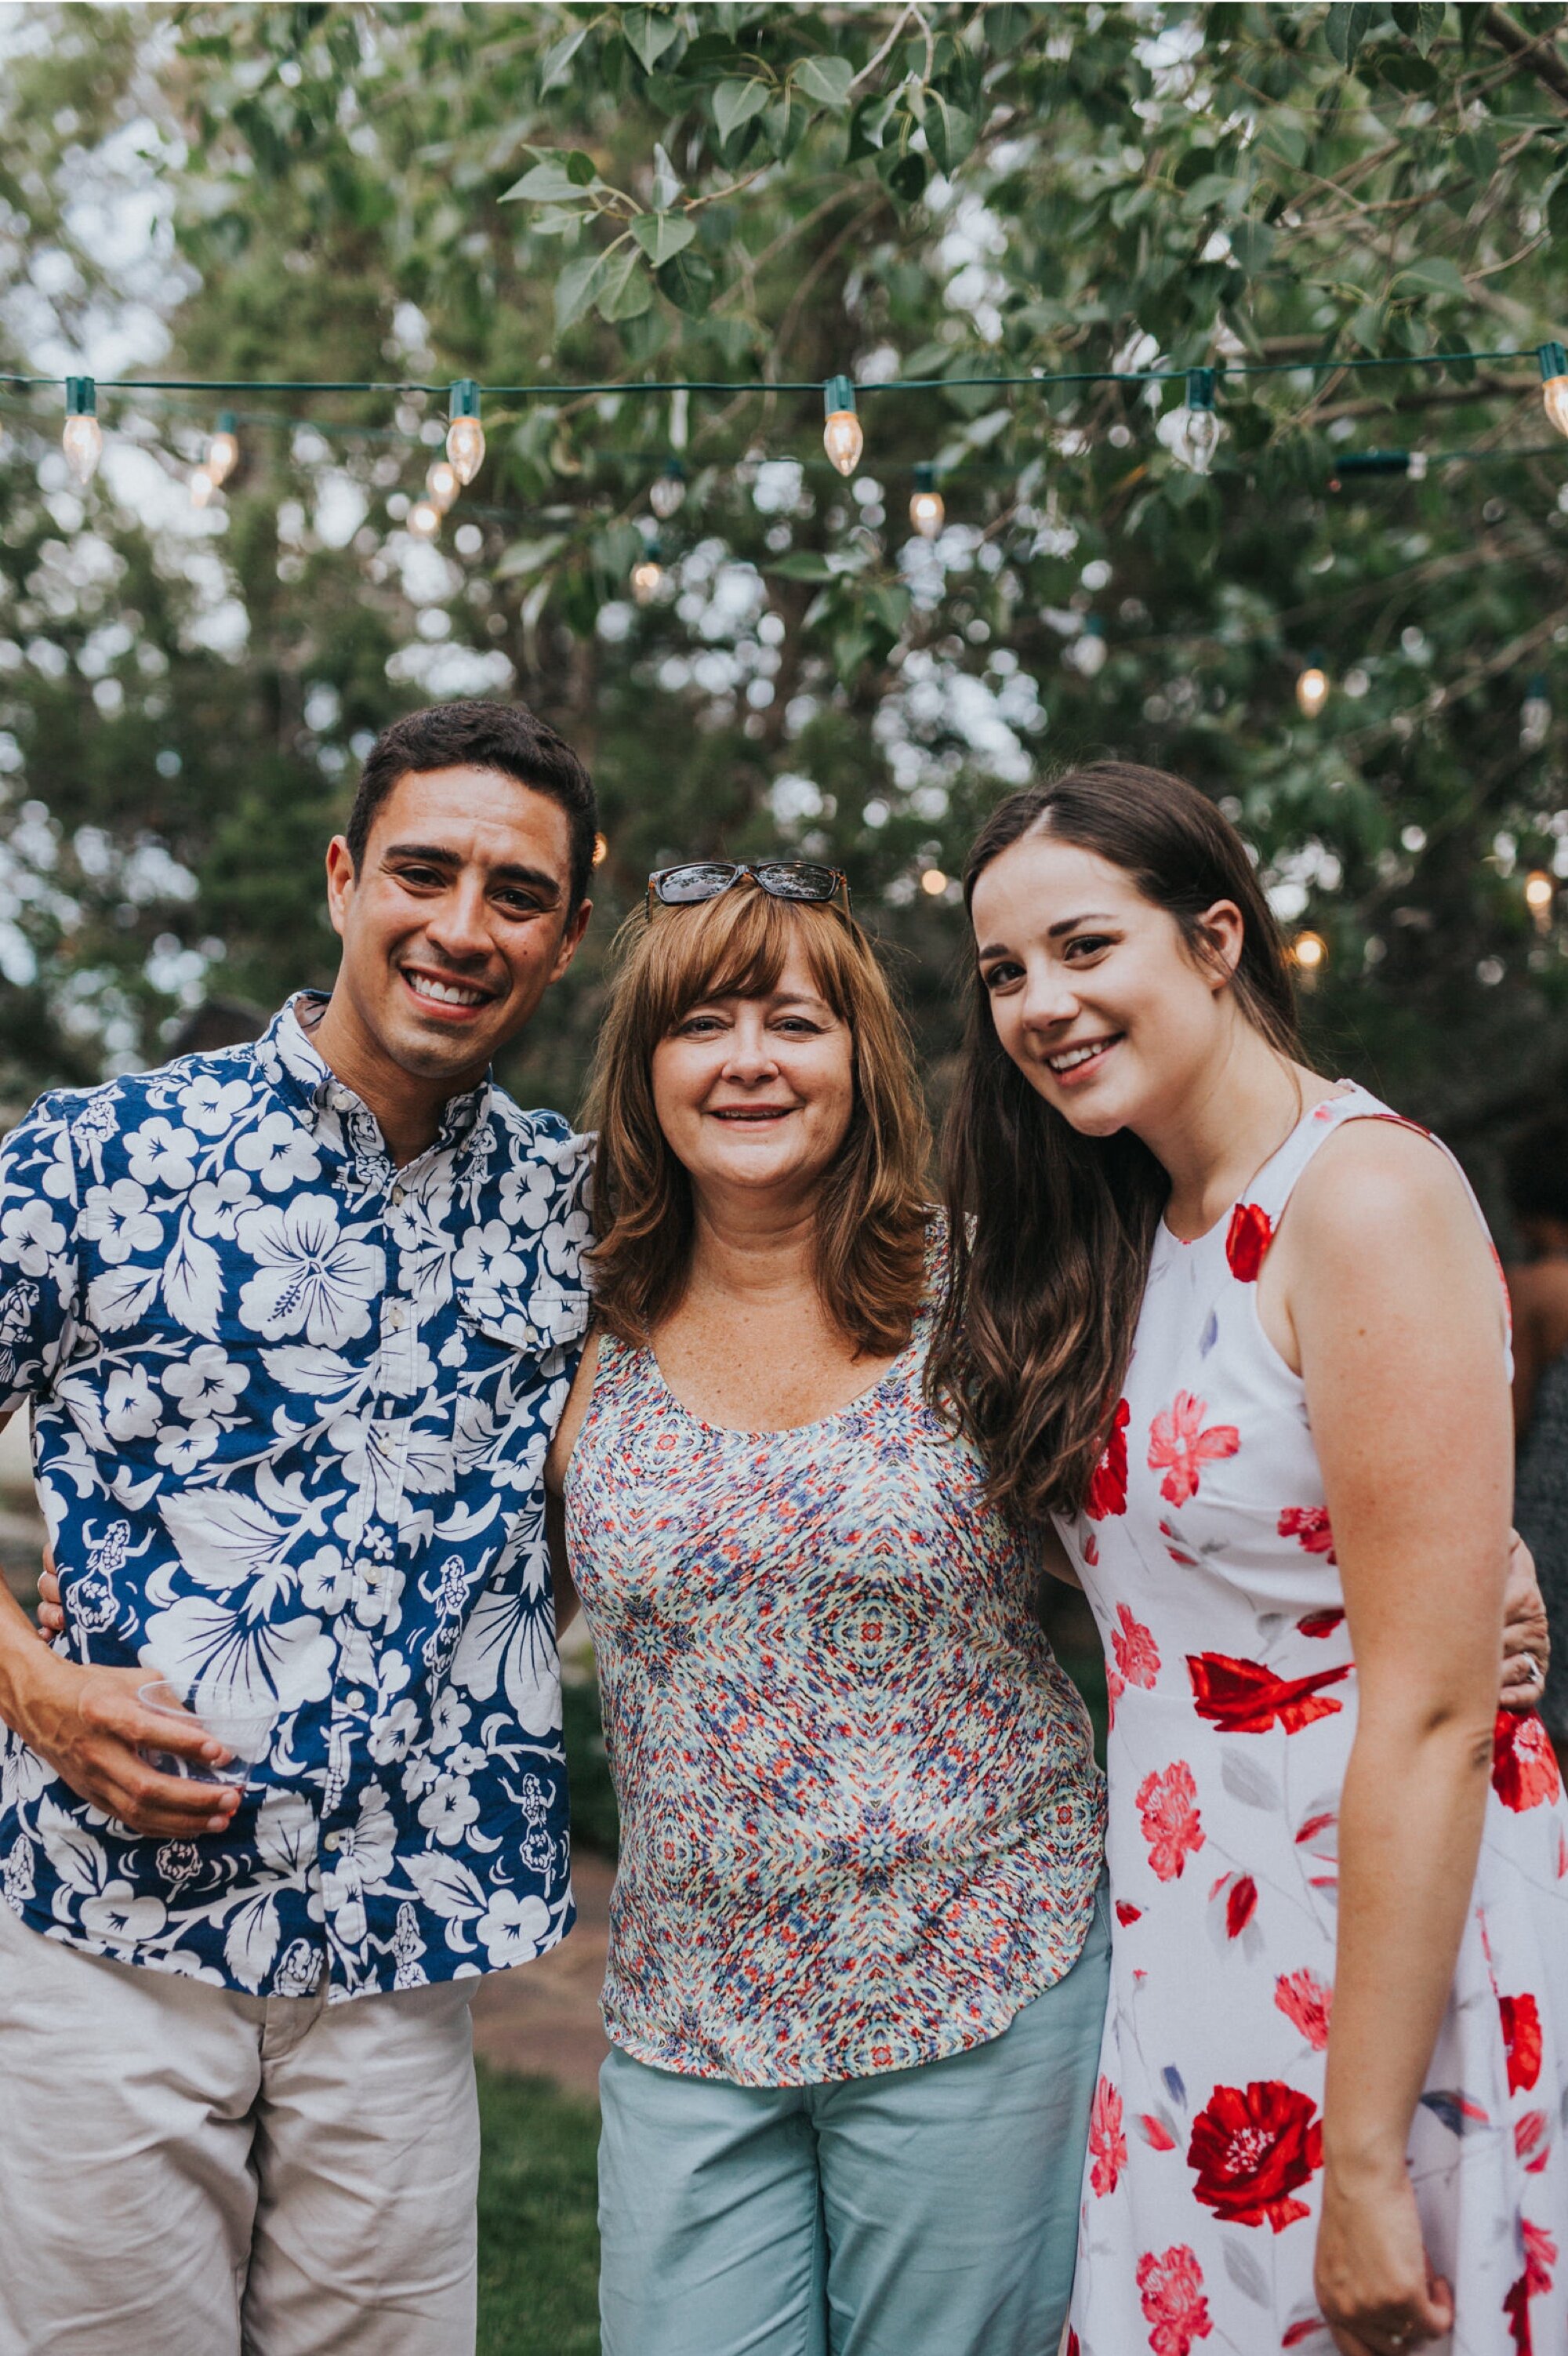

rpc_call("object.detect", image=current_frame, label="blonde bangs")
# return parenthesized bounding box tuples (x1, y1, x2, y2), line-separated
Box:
(584, 884, 932, 1354)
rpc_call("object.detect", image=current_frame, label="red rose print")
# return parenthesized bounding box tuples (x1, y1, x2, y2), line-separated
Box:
(1515, 2110, 1548, 2164)
(1116, 1901, 1143, 1926)
(1225, 1874, 1258, 1939)
(1089, 2075, 1128, 2197)
(1501, 1991, 1544, 2093)
(1137, 1761, 1206, 1882)
(1065, 2336, 1080, 2356)
(1087, 1398, 1131, 1519)
(1492, 1710, 1563, 1811)
(1187, 2079, 1323, 2231)
(1148, 1392, 1240, 1506)
(1138, 2113, 1178, 2150)
(1112, 1603, 1161, 1690)
(1225, 1200, 1274, 1281)
(1505, 2272, 1531, 2354)
(1298, 1608, 1345, 1639)
(1136, 2243, 1213, 2356)
(1279, 1506, 1336, 1562)
(1187, 1651, 1351, 1734)
(1522, 2220, 1556, 2295)
(1274, 1969, 1333, 2050)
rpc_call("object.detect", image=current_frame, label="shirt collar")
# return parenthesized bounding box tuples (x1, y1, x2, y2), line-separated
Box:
(255, 991, 492, 1166)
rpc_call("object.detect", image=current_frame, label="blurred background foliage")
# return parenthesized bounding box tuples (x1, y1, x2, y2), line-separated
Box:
(3, 2, 1568, 1202)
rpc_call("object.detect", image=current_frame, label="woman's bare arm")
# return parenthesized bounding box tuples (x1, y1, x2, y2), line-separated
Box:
(543, 1332, 605, 1639)
(1283, 1122, 1510, 2349)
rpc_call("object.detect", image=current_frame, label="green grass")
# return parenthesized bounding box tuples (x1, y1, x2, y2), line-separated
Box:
(477, 2064, 601, 2355)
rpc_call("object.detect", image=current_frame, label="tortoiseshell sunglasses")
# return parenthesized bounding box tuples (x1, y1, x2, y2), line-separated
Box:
(645, 860, 853, 920)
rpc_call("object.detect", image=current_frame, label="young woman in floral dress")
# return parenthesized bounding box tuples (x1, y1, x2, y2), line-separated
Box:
(932, 764, 1568, 2356)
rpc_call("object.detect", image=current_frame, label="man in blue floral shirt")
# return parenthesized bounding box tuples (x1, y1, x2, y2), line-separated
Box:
(0, 700, 596, 2355)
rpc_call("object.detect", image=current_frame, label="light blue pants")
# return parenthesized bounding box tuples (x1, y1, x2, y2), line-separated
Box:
(597, 1882, 1110, 2356)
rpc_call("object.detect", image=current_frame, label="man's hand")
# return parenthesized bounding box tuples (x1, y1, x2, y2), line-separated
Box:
(34, 1549, 62, 1639)
(1501, 1530, 1549, 1714)
(11, 1653, 241, 1836)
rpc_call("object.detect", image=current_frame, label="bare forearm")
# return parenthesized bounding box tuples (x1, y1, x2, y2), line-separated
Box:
(0, 1577, 63, 1735)
(1324, 1710, 1494, 2177)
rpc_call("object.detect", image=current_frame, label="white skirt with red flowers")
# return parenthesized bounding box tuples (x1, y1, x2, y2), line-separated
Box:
(1057, 1087, 1568, 2356)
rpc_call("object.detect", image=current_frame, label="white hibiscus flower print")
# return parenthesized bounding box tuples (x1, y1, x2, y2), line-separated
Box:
(234, 1111, 321, 1193)
(125, 1117, 200, 1193)
(452, 1218, 531, 1295)
(82, 1178, 163, 1265)
(176, 1073, 253, 1137)
(188, 1167, 253, 1239)
(418, 1771, 480, 1846)
(163, 1343, 249, 1421)
(476, 1889, 552, 1968)
(80, 1882, 169, 1942)
(237, 1196, 383, 1346)
(0, 1197, 67, 1280)
(103, 1363, 162, 1443)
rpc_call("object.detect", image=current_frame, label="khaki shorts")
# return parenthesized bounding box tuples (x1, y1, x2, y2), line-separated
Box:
(0, 1900, 479, 2356)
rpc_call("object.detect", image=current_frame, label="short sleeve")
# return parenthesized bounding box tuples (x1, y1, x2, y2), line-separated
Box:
(0, 1097, 81, 1412)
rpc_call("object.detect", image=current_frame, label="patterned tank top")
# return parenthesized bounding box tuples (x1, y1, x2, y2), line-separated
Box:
(564, 1234, 1106, 2086)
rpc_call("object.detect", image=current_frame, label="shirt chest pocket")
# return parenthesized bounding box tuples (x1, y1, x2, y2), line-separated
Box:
(455, 1280, 591, 1382)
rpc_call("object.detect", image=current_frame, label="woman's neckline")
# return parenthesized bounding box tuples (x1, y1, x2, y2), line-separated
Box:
(1158, 1077, 1356, 1247)
(641, 1327, 920, 1439)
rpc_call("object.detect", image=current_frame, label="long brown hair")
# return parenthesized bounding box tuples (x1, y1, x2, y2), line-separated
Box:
(927, 762, 1301, 1522)
(585, 886, 931, 1354)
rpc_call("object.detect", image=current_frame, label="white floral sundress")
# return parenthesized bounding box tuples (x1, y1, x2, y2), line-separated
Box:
(1061, 1085, 1568, 2356)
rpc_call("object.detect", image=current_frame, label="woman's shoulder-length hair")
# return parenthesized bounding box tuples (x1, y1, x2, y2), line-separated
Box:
(583, 885, 932, 1356)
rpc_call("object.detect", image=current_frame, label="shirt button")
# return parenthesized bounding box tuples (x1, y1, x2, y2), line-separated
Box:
(324, 1832, 341, 1853)
(391, 1185, 405, 1205)
(345, 1690, 366, 1712)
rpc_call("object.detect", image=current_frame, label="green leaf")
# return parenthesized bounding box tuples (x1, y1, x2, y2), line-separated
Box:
(652, 142, 683, 212)
(564, 149, 599, 188)
(1453, 127, 1498, 183)
(1229, 217, 1276, 275)
(848, 89, 898, 157)
(794, 55, 855, 110)
(596, 248, 654, 321)
(538, 27, 587, 93)
(622, 7, 681, 74)
(833, 624, 876, 680)
(1395, 254, 1468, 299)
(495, 534, 568, 579)
(632, 210, 696, 266)
(713, 78, 770, 143)
(924, 94, 977, 176)
(767, 551, 837, 581)
(867, 583, 912, 635)
(1349, 300, 1387, 353)
(554, 250, 608, 332)
(1256, 113, 1308, 170)
(1414, 1, 1444, 55)
(1325, 4, 1374, 66)
(1549, 176, 1568, 240)
(656, 249, 717, 316)
(503, 157, 596, 205)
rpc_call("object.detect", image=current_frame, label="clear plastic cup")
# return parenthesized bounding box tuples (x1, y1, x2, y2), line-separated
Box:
(137, 1680, 277, 1789)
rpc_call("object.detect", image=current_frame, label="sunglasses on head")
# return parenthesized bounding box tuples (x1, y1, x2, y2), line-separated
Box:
(645, 860, 852, 920)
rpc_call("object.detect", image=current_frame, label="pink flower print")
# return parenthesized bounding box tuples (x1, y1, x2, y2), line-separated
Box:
(1148, 1392, 1240, 1507)
(1279, 1505, 1336, 1562)
(1274, 1968, 1334, 2050)
(1138, 1761, 1206, 1882)
(1089, 2075, 1128, 2196)
(1136, 2244, 1213, 2356)
(1522, 2220, 1556, 2295)
(1112, 1603, 1160, 1690)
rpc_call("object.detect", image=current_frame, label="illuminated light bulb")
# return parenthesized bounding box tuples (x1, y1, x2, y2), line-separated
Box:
(593, 832, 610, 868)
(631, 557, 664, 606)
(408, 498, 441, 539)
(1296, 665, 1330, 719)
(1538, 343, 1568, 439)
(206, 413, 238, 486)
(920, 866, 949, 897)
(649, 459, 686, 521)
(63, 376, 101, 486)
(1172, 366, 1220, 477)
(1526, 869, 1555, 932)
(909, 462, 945, 539)
(822, 374, 863, 477)
(446, 379, 485, 485)
(190, 464, 216, 510)
(426, 458, 459, 510)
(1292, 928, 1327, 976)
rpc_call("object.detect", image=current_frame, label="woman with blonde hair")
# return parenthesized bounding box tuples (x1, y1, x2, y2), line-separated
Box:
(546, 859, 1108, 2356)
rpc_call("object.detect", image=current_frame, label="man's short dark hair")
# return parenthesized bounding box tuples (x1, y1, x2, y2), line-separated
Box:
(345, 700, 597, 909)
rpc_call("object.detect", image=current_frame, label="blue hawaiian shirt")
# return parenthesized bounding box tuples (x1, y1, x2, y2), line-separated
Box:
(0, 994, 591, 2002)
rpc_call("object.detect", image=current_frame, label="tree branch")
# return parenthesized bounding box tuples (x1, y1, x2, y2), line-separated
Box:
(1481, 4, 1568, 109)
